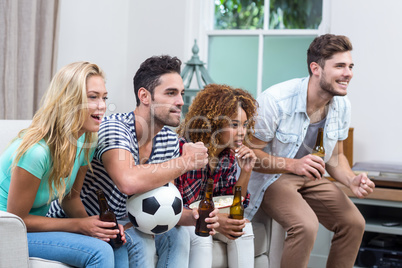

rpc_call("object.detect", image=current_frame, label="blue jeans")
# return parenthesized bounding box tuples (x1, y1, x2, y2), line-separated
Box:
(123, 220, 190, 268)
(28, 232, 129, 267)
(155, 226, 190, 268)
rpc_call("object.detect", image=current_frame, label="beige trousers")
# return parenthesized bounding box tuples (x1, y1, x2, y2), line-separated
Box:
(262, 174, 365, 268)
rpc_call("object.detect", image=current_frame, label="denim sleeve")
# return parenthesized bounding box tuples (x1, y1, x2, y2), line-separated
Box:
(338, 96, 351, 141)
(253, 92, 279, 142)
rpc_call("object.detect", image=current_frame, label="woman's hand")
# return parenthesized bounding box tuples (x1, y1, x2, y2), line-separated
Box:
(192, 207, 220, 235)
(216, 213, 247, 240)
(78, 215, 126, 243)
(234, 145, 256, 173)
(117, 223, 127, 244)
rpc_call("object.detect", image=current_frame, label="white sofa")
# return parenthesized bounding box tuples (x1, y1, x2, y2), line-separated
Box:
(212, 208, 285, 268)
(0, 120, 70, 267)
(0, 120, 285, 268)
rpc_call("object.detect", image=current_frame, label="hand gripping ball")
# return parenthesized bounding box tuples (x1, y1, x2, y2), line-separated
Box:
(127, 182, 183, 235)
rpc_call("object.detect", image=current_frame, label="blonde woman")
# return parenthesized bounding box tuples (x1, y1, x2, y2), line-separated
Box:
(0, 62, 127, 267)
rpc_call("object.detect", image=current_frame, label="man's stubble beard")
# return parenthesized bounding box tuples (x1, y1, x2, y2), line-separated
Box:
(319, 71, 345, 97)
(152, 109, 180, 128)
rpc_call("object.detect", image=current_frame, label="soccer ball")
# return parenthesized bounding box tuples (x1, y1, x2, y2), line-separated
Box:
(127, 182, 183, 235)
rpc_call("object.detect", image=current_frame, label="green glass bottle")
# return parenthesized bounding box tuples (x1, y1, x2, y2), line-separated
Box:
(312, 127, 325, 159)
(312, 127, 325, 178)
(229, 186, 244, 238)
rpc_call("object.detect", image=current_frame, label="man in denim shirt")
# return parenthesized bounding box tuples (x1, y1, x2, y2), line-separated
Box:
(246, 34, 375, 268)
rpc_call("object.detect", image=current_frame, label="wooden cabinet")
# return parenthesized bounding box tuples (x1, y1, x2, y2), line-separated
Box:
(308, 184, 402, 268)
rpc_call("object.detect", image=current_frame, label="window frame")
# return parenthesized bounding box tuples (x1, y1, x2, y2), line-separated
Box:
(189, 0, 330, 96)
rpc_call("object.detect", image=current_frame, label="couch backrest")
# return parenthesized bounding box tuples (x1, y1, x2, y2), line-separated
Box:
(0, 120, 32, 154)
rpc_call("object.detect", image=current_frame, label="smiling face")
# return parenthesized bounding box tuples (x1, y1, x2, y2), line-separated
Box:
(218, 106, 248, 150)
(150, 72, 184, 128)
(80, 75, 107, 136)
(319, 51, 354, 96)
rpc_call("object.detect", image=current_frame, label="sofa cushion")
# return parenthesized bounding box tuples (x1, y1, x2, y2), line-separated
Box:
(212, 239, 228, 268)
(30, 257, 73, 268)
(253, 222, 268, 257)
(0, 120, 31, 153)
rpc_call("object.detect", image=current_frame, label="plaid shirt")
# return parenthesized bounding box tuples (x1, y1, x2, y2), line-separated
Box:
(175, 137, 250, 208)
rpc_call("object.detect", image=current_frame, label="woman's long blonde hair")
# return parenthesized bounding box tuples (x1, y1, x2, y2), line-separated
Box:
(12, 61, 105, 203)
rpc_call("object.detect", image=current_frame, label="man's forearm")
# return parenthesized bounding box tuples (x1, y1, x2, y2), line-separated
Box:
(326, 153, 355, 187)
(112, 155, 204, 196)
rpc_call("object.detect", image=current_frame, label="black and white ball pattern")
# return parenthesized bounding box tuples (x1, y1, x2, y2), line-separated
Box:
(127, 182, 183, 234)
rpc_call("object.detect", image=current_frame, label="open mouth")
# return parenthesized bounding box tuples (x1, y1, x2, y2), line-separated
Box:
(337, 81, 349, 87)
(91, 115, 102, 121)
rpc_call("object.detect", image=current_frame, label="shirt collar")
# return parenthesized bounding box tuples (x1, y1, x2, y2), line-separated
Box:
(295, 76, 310, 113)
(294, 77, 339, 114)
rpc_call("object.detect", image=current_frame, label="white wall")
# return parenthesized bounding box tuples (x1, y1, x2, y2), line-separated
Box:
(57, 0, 402, 164)
(330, 0, 402, 164)
(57, 0, 130, 114)
(57, 0, 188, 115)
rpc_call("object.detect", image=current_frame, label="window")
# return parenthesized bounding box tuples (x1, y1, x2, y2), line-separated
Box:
(214, 0, 264, 30)
(204, 0, 328, 97)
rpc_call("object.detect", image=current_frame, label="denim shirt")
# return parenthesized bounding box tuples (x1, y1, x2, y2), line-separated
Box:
(245, 77, 351, 220)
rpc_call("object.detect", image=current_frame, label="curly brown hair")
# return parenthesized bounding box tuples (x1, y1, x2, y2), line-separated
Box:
(177, 84, 257, 157)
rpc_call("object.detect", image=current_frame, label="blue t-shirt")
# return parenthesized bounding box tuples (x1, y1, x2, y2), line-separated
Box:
(0, 134, 95, 216)
(47, 111, 180, 219)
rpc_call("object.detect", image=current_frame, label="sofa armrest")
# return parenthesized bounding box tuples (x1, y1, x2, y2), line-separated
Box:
(0, 211, 29, 267)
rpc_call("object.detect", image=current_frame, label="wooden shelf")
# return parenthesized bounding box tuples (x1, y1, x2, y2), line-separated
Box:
(334, 181, 402, 202)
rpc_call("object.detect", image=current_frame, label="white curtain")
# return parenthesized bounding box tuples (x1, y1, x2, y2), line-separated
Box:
(0, 0, 59, 119)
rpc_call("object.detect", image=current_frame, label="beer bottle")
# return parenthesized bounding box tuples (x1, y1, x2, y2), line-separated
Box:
(229, 186, 244, 238)
(312, 127, 325, 177)
(195, 178, 215, 237)
(312, 127, 325, 159)
(96, 189, 123, 248)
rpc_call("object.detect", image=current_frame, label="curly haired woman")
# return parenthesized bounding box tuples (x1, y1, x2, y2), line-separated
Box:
(0, 62, 127, 267)
(175, 83, 258, 268)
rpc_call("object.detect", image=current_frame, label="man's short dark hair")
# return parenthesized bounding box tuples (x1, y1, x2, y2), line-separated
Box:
(307, 34, 353, 75)
(133, 55, 182, 106)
